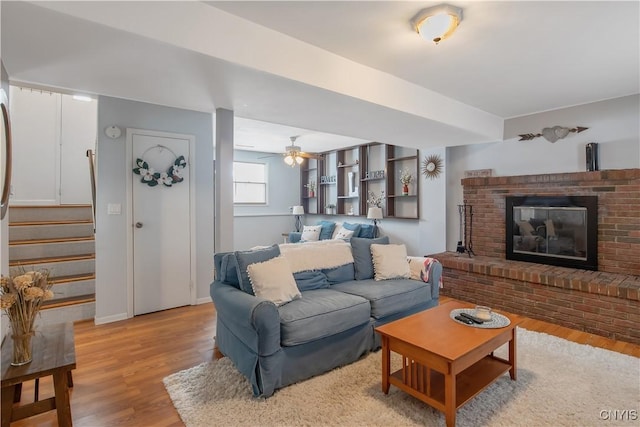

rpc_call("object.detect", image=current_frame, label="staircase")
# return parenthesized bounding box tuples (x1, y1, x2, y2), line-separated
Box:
(8, 205, 95, 325)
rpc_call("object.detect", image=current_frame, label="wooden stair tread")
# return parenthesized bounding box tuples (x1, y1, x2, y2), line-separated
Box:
(42, 295, 95, 310)
(9, 219, 94, 227)
(9, 254, 95, 266)
(9, 236, 95, 245)
(50, 273, 95, 284)
(10, 204, 92, 208)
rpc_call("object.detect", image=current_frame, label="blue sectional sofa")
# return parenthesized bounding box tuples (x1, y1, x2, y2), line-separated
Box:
(210, 237, 442, 397)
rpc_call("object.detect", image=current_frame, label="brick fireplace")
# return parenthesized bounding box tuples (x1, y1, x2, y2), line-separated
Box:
(434, 169, 640, 344)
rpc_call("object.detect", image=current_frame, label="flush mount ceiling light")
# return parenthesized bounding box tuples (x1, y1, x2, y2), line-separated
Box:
(411, 4, 463, 44)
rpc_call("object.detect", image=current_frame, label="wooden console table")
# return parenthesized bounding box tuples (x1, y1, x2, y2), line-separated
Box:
(1, 322, 76, 427)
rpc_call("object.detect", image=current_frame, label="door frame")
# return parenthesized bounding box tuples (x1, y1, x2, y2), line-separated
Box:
(125, 128, 196, 318)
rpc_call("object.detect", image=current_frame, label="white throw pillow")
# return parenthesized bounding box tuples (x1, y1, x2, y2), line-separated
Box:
(334, 227, 354, 240)
(370, 244, 411, 281)
(247, 256, 301, 305)
(301, 225, 322, 241)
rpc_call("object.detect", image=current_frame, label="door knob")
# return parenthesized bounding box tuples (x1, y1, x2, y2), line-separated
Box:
(135, 222, 143, 229)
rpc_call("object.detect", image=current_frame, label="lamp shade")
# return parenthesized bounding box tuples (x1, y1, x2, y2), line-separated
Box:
(412, 4, 462, 44)
(292, 205, 305, 215)
(367, 207, 383, 220)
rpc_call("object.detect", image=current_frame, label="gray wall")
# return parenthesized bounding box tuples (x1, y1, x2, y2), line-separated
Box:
(446, 94, 640, 251)
(232, 150, 301, 250)
(95, 96, 214, 323)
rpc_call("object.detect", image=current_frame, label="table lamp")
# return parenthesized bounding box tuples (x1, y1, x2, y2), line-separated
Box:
(292, 205, 305, 232)
(367, 207, 383, 237)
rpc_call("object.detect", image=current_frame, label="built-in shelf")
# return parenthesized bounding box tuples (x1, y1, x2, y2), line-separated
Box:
(388, 155, 418, 162)
(303, 143, 419, 219)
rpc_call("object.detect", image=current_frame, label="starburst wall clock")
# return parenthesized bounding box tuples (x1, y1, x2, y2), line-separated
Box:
(422, 154, 442, 180)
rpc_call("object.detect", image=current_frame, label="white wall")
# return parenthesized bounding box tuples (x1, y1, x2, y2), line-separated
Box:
(95, 96, 214, 323)
(233, 150, 301, 250)
(445, 94, 640, 251)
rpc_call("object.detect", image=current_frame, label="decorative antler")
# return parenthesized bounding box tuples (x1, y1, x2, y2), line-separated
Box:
(518, 126, 588, 143)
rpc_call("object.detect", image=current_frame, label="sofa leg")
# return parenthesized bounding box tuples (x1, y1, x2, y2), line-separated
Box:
(213, 336, 225, 360)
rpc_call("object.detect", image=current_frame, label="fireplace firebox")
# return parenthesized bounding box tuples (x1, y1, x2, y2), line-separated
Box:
(506, 196, 598, 270)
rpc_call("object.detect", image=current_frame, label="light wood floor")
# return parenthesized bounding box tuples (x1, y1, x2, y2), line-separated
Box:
(7, 298, 639, 427)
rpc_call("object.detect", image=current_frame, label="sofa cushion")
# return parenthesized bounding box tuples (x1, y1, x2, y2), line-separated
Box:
(278, 289, 371, 346)
(324, 263, 355, 284)
(357, 224, 376, 238)
(334, 228, 355, 240)
(331, 279, 431, 319)
(220, 253, 240, 287)
(248, 256, 301, 306)
(351, 236, 390, 280)
(342, 222, 361, 237)
(293, 270, 330, 291)
(316, 220, 336, 240)
(234, 244, 281, 295)
(371, 244, 411, 281)
(301, 225, 322, 242)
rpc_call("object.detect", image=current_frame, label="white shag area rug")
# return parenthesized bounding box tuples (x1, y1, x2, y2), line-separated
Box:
(164, 328, 640, 427)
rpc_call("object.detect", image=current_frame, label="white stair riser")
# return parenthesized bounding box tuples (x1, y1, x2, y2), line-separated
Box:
(10, 240, 95, 260)
(10, 223, 94, 241)
(36, 302, 95, 326)
(11, 258, 95, 278)
(50, 280, 95, 300)
(9, 206, 92, 223)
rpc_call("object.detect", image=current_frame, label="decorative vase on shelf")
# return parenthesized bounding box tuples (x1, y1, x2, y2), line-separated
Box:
(11, 331, 34, 366)
(309, 190, 315, 198)
(402, 184, 409, 196)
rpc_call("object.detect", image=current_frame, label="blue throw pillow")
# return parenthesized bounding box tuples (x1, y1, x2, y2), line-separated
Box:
(351, 236, 389, 280)
(342, 222, 361, 238)
(316, 220, 336, 240)
(293, 271, 330, 291)
(220, 253, 240, 288)
(234, 245, 281, 295)
(323, 263, 355, 284)
(357, 224, 375, 238)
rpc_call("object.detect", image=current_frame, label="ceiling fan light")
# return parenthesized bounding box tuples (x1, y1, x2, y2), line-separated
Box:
(284, 155, 294, 166)
(412, 4, 462, 44)
(295, 155, 304, 164)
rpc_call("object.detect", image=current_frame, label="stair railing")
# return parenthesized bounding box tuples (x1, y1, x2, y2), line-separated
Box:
(86, 149, 96, 230)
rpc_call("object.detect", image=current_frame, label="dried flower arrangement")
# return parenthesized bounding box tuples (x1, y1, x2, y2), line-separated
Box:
(1, 269, 54, 365)
(367, 190, 385, 208)
(399, 168, 414, 185)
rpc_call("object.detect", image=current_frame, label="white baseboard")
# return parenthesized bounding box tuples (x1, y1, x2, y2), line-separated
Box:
(94, 312, 129, 325)
(196, 297, 213, 305)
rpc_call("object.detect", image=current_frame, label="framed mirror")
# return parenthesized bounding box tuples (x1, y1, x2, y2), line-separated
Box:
(1, 88, 12, 220)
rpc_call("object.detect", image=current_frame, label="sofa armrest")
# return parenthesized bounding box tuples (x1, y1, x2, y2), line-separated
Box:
(288, 232, 302, 243)
(210, 280, 281, 356)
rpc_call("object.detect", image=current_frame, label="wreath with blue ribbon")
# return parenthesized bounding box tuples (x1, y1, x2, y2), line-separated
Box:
(133, 148, 187, 187)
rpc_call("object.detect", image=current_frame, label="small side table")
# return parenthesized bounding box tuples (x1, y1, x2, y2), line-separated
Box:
(1, 322, 76, 427)
(281, 232, 290, 243)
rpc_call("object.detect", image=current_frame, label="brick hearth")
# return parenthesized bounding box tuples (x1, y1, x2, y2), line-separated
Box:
(435, 168, 640, 344)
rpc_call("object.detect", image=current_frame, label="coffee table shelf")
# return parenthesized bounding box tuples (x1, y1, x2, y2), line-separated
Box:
(390, 354, 512, 410)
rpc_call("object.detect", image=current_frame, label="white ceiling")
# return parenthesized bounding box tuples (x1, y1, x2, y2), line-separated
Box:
(2, 1, 638, 154)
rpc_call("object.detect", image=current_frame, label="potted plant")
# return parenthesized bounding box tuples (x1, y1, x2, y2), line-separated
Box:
(326, 203, 336, 215)
(305, 181, 316, 198)
(399, 169, 414, 196)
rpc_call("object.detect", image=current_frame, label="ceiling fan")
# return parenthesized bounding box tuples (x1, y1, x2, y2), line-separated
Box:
(261, 136, 323, 166)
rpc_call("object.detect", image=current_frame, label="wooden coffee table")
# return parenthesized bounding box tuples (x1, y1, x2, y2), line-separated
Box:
(375, 301, 522, 427)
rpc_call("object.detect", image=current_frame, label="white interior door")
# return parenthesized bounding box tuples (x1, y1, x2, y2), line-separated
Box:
(131, 130, 192, 315)
(60, 94, 97, 204)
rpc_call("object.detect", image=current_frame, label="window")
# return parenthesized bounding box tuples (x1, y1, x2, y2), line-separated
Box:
(233, 162, 267, 204)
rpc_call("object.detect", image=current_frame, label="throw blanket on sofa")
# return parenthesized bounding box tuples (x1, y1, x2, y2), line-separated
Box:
(408, 256, 443, 288)
(279, 240, 354, 273)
